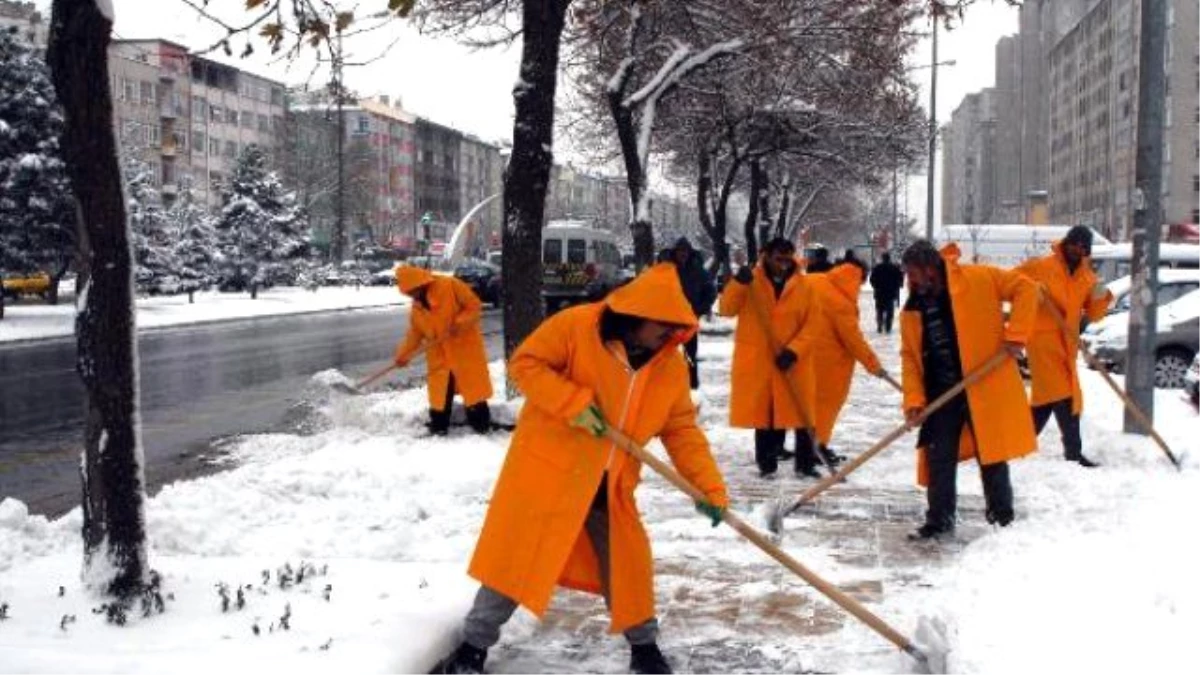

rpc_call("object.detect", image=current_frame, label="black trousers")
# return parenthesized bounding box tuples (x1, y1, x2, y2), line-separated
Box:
(792, 429, 818, 471)
(875, 299, 896, 334)
(683, 334, 700, 390)
(754, 429, 786, 474)
(429, 373, 492, 434)
(923, 400, 1012, 529)
(1031, 397, 1083, 459)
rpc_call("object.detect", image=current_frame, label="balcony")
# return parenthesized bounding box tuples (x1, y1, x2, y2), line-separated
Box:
(160, 105, 180, 120)
(160, 143, 178, 158)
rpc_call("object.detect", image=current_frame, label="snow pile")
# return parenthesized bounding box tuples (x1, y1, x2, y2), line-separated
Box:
(0, 286, 407, 344)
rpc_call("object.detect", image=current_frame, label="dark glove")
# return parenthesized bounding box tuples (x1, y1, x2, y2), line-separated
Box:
(774, 348, 798, 371)
(734, 266, 753, 285)
(694, 500, 725, 527)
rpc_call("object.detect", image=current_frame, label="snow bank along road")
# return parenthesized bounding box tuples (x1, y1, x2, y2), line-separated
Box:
(0, 305, 503, 517)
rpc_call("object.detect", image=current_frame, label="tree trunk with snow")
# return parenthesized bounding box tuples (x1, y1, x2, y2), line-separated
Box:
(47, 0, 148, 598)
(756, 163, 772, 248)
(743, 159, 763, 261)
(501, 0, 571, 364)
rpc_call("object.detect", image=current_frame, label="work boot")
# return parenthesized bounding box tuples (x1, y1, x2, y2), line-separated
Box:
(795, 464, 821, 479)
(429, 642, 487, 674)
(629, 643, 673, 674)
(778, 449, 796, 461)
(907, 523, 954, 541)
(819, 445, 845, 466)
(1066, 453, 1100, 468)
(465, 402, 492, 435)
(985, 508, 1014, 527)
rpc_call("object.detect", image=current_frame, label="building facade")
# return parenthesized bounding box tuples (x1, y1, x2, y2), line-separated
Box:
(1047, 0, 1200, 236)
(941, 90, 998, 225)
(0, 0, 45, 47)
(108, 40, 286, 209)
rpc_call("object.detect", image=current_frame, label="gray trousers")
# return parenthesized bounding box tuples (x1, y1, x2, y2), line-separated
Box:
(462, 484, 659, 649)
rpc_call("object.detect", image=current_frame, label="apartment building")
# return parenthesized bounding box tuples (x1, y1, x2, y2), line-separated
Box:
(458, 132, 504, 253)
(0, 0, 46, 48)
(1048, 0, 1199, 236)
(108, 40, 285, 209)
(941, 90, 998, 225)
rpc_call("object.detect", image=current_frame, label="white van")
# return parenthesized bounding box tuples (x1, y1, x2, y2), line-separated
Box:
(1090, 242, 1200, 282)
(541, 221, 624, 310)
(933, 224, 1112, 269)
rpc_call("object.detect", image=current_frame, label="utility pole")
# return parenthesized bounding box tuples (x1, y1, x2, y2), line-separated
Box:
(925, 19, 938, 241)
(1124, 0, 1167, 434)
(332, 30, 346, 263)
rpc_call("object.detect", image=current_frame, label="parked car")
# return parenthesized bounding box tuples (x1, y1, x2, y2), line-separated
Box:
(1083, 269, 1199, 337)
(454, 259, 502, 307)
(2, 271, 51, 299)
(1084, 288, 1200, 388)
(371, 265, 398, 286)
(1091, 242, 1200, 283)
(541, 222, 623, 312)
(1185, 353, 1199, 408)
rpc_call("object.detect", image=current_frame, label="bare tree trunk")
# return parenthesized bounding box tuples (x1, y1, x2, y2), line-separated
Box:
(775, 180, 791, 239)
(755, 163, 771, 248)
(47, 0, 147, 598)
(607, 88, 654, 269)
(743, 159, 763, 261)
(502, 0, 571, 369)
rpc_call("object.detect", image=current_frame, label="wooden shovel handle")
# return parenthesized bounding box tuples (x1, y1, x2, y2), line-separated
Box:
(787, 349, 1011, 512)
(1039, 295, 1181, 469)
(355, 340, 436, 391)
(602, 426, 926, 662)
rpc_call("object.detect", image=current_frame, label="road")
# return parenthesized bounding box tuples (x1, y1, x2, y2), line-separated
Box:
(0, 307, 503, 517)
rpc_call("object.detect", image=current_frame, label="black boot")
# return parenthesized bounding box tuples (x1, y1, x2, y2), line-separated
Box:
(429, 642, 487, 674)
(794, 431, 821, 478)
(465, 402, 492, 434)
(1066, 453, 1100, 468)
(428, 407, 452, 436)
(819, 445, 845, 466)
(985, 508, 1014, 527)
(907, 522, 955, 541)
(630, 643, 673, 674)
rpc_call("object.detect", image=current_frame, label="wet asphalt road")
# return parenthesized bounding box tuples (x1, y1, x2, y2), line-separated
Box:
(0, 307, 503, 517)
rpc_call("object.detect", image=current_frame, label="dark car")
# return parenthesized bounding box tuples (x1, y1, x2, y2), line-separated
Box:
(454, 260, 502, 307)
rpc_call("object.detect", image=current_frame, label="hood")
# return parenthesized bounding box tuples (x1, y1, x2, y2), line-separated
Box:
(605, 262, 699, 332)
(1051, 239, 1093, 267)
(827, 262, 866, 301)
(673, 237, 693, 252)
(396, 265, 435, 294)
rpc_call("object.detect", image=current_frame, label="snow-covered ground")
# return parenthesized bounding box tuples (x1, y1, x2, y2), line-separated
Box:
(0, 286, 408, 344)
(1, 296, 1197, 673)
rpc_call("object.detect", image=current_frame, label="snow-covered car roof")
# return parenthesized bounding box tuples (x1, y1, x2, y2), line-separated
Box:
(1106, 268, 1200, 297)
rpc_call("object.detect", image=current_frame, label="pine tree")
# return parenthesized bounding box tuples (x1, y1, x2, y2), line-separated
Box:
(123, 153, 177, 295)
(215, 144, 308, 299)
(0, 26, 75, 319)
(168, 177, 216, 303)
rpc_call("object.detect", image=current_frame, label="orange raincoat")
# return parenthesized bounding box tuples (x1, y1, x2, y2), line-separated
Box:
(807, 264, 882, 445)
(467, 263, 729, 633)
(1016, 242, 1113, 414)
(394, 266, 493, 410)
(900, 244, 1039, 485)
(718, 266, 817, 429)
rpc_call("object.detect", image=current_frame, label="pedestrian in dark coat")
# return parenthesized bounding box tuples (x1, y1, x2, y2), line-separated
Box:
(667, 237, 716, 389)
(806, 246, 833, 274)
(869, 252, 905, 334)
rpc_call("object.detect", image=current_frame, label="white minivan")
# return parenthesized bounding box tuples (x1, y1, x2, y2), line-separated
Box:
(541, 221, 624, 311)
(932, 224, 1112, 268)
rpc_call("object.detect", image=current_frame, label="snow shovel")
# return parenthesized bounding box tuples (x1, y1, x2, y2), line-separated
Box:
(601, 426, 947, 673)
(765, 349, 1011, 535)
(1040, 295, 1182, 470)
(743, 281, 833, 473)
(329, 341, 434, 395)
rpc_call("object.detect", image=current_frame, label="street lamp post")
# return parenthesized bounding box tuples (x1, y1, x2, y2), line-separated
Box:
(925, 19, 938, 241)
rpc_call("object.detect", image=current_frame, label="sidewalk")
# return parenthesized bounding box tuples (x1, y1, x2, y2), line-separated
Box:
(0, 286, 407, 344)
(489, 317, 969, 673)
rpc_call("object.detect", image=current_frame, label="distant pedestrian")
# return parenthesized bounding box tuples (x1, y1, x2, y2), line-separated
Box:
(664, 237, 716, 389)
(806, 246, 833, 274)
(869, 252, 904, 334)
(393, 266, 493, 435)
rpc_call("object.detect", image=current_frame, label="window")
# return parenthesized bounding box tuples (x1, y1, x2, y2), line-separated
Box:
(147, 124, 160, 145)
(1159, 283, 1199, 304)
(543, 238, 563, 265)
(210, 105, 222, 123)
(224, 140, 237, 158)
(122, 78, 137, 103)
(258, 113, 269, 133)
(140, 81, 155, 105)
(209, 138, 220, 156)
(355, 115, 370, 134)
(172, 129, 188, 151)
(242, 110, 254, 129)
(192, 96, 207, 119)
(227, 109, 239, 126)
(271, 87, 284, 106)
(567, 239, 587, 264)
(193, 130, 206, 153)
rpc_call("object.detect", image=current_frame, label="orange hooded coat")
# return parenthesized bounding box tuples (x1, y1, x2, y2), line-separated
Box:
(899, 244, 1039, 485)
(1016, 242, 1113, 414)
(807, 264, 883, 445)
(467, 263, 729, 633)
(718, 265, 817, 430)
(394, 266, 493, 410)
